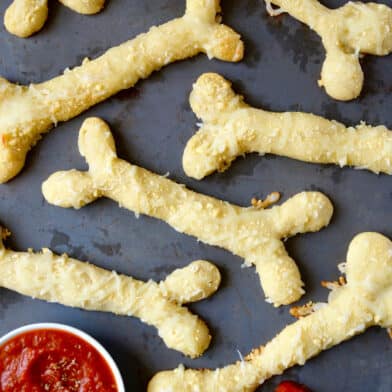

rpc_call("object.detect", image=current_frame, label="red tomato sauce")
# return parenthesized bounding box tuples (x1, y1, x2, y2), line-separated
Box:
(275, 381, 312, 392)
(0, 329, 118, 392)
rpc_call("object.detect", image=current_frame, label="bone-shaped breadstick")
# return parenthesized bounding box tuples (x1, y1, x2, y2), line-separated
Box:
(4, 0, 105, 38)
(0, 227, 221, 358)
(265, 0, 392, 100)
(42, 117, 333, 307)
(0, 0, 243, 184)
(148, 232, 392, 391)
(183, 73, 392, 180)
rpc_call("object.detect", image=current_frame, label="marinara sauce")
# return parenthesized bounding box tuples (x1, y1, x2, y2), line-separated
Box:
(275, 381, 312, 392)
(0, 329, 118, 392)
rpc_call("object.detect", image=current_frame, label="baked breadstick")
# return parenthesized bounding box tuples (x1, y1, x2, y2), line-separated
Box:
(4, 0, 105, 38)
(148, 232, 392, 391)
(0, 227, 221, 358)
(183, 73, 392, 180)
(42, 117, 333, 307)
(0, 0, 243, 183)
(265, 0, 392, 100)
(59, 0, 105, 14)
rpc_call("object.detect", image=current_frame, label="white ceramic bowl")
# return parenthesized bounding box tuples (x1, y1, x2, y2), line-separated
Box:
(0, 322, 125, 392)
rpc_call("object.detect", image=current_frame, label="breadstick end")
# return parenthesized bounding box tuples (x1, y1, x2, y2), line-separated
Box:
(185, 73, 246, 179)
(185, 0, 244, 62)
(321, 51, 364, 101)
(273, 192, 333, 237)
(4, 0, 49, 38)
(344, 232, 392, 328)
(346, 232, 392, 290)
(186, 0, 221, 23)
(78, 118, 117, 169)
(0, 141, 29, 184)
(162, 260, 221, 303)
(183, 125, 231, 179)
(204, 25, 244, 62)
(42, 170, 99, 209)
(190, 73, 243, 121)
(159, 315, 211, 358)
(59, 0, 105, 15)
(256, 251, 305, 307)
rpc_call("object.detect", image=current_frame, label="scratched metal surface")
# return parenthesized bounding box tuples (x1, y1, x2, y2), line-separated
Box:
(0, 0, 391, 390)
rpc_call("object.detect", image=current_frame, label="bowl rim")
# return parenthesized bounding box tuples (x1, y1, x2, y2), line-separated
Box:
(0, 322, 125, 392)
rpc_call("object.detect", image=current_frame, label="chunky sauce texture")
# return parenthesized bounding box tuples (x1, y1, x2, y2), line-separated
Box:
(0, 329, 118, 392)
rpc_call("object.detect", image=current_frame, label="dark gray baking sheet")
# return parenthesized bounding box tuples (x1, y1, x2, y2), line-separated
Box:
(0, 0, 391, 390)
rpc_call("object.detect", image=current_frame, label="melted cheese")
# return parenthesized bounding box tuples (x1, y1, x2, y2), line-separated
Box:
(148, 233, 392, 392)
(0, 0, 244, 183)
(183, 73, 392, 180)
(0, 234, 220, 358)
(42, 117, 333, 307)
(266, 0, 392, 100)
